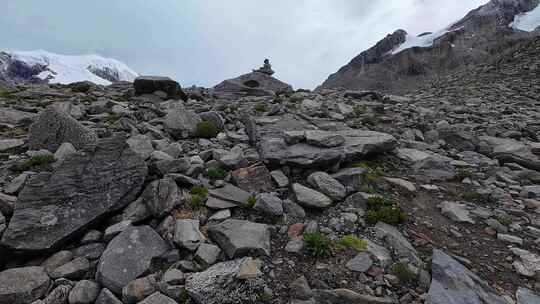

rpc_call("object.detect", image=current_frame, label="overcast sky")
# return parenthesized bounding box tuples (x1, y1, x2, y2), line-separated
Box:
(1, 0, 488, 89)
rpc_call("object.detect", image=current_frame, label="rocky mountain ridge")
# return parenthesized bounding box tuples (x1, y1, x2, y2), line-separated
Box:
(319, 0, 540, 93)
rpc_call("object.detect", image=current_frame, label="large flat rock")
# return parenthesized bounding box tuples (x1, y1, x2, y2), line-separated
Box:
(0, 135, 147, 252)
(208, 219, 270, 258)
(0, 266, 50, 304)
(213, 72, 293, 98)
(260, 130, 397, 167)
(96, 226, 169, 294)
(427, 249, 507, 304)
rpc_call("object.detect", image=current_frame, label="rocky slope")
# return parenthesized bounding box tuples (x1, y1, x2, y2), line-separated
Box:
(319, 0, 540, 93)
(0, 50, 138, 86)
(0, 44, 540, 304)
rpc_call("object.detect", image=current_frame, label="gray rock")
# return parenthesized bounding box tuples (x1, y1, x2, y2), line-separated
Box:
(53, 142, 77, 163)
(96, 226, 169, 294)
(138, 292, 177, 304)
(41, 250, 74, 274)
(331, 168, 366, 194)
(199, 111, 225, 130)
(231, 165, 272, 192)
(122, 275, 157, 304)
(254, 193, 284, 216)
(28, 106, 97, 151)
(174, 219, 205, 251)
(0, 108, 36, 126)
(292, 183, 332, 209)
(95, 289, 122, 304)
(497, 233, 523, 245)
(141, 178, 181, 218)
(195, 243, 222, 267)
(438, 201, 475, 224)
(516, 287, 540, 304)
(208, 219, 270, 258)
(0, 193, 16, 216)
(213, 72, 293, 98)
(207, 183, 251, 207)
(68, 280, 100, 304)
(38, 284, 72, 304)
(208, 209, 231, 222)
(365, 240, 392, 268)
(305, 130, 345, 148)
(217, 145, 248, 169)
(260, 130, 397, 168)
(427, 249, 507, 304)
(134, 76, 186, 100)
(375, 222, 421, 266)
(270, 170, 289, 187)
(290, 276, 313, 300)
(1, 135, 147, 252)
(103, 220, 132, 242)
(0, 138, 25, 152)
(164, 102, 201, 139)
(307, 172, 346, 201)
(49, 257, 90, 280)
(162, 269, 185, 286)
(0, 267, 50, 304)
(285, 239, 304, 254)
(4, 172, 30, 195)
(283, 199, 306, 218)
(126, 134, 153, 160)
(72, 243, 106, 260)
(345, 253, 373, 272)
(185, 258, 267, 304)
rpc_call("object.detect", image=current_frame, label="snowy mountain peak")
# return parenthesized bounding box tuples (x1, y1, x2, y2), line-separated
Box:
(0, 50, 138, 85)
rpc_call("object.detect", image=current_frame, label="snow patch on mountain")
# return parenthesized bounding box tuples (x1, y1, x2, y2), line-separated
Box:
(391, 25, 464, 55)
(511, 2, 540, 31)
(7, 50, 138, 85)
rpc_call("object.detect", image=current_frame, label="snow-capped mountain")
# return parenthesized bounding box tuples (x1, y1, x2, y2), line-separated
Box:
(319, 0, 540, 93)
(0, 50, 138, 85)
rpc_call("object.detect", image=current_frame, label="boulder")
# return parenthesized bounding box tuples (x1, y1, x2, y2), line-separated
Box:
(174, 219, 205, 251)
(307, 172, 346, 201)
(231, 165, 272, 192)
(140, 178, 181, 218)
(478, 136, 540, 172)
(438, 201, 475, 224)
(133, 76, 187, 100)
(49, 257, 90, 280)
(28, 106, 97, 151)
(163, 102, 201, 139)
(516, 287, 540, 304)
(139, 292, 177, 304)
(427, 249, 507, 304)
(213, 72, 293, 98)
(260, 130, 397, 168)
(0, 138, 25, 152)
(292, 183, 332, 209)
(0, 266, 50, 304)
(95, 289, 122, 304)
(0, 108, 36, 127)
(254, 193, 284, 216)
(68, 280, 100, 304)
(1, 135, 147, 252)
(96, 226, 169, 294)
(208, 219, 270, 258)
(186, 258, 267, 304)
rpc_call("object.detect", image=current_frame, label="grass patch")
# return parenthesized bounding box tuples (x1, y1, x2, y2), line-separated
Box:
(196, 120, 220, 138)
(254, 103, 268, 113)
(340, 235, 368, 252)
(303, 232, 331, 257)
(353, 104, 367, 116)
(242, 196, 257, 209)
(206, 167, 228, 179)
(391, 262, 417, 285)
(189, 186, 208, 209)
(104, 113, 121, 124)
(256, 291, 273, 302)
(20, 154, 55, 171)
(456, 168, 473, 180)
(365, 196, 407, 225)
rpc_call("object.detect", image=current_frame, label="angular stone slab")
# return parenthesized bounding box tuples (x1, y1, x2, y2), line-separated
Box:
(0, 266, 50, 304)
(208, 219, 270, 258)
(1, 135, 147, 252)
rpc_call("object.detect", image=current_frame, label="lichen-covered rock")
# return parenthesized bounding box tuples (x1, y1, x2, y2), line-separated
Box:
(28, 106, 97, 151)
(208, 219, 270, 258)
(0, 266, 51, 304)
(164, 102, 201, 139)
(1, 135, 147, 252)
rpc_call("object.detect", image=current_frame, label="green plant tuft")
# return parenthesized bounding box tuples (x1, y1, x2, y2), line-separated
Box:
(196, 120, 220, 138)
(456, 168, 473, 181)
(242, 196, 257, 209)
(254, 103, 268, 113)
(190, 186, 208, 196)
(21, 154, 55, 171)
(189, 186, 208, 209)
(206, 167, 228, 179)
(340, 235, 368, 252)
(303, 232, 331, 257)
(365, 196, 407, 225)
(391, 262, 417, 285)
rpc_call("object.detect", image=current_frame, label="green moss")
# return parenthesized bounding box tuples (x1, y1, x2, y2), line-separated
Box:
(256, 291, 273, 302)
(391, 262, 417, 285)
(196, 121, 219, 138)
(206, 167, 227, 179)
(178, 288, 190, 304)
(456, 168, 473, 180)
(21, 154, 55, 171)
(366, 196, 394, 210)
(340, 235, 368, 252)
(190, 186, 208, 197)
(303, 232, 331, 257)
(254, 103, 268, 113)
(353, 104, 367, 116)
(497, 215, 512, 226)
(242, 196, 257, 209)
(189, 186, 208, 209)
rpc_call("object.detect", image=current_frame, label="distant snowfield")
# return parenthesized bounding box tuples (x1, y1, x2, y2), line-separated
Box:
(392, 29, 449, 55)
(8, 50, 138, 85)
(511, 3, 540, 32)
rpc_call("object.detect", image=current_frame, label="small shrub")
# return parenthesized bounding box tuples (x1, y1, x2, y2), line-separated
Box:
(254, 103, 268, 113)
(256, 291, 273, 302)
(391, 262, 417, 284)
(340, 235, 368, 252)
(190, 186, 208, 197)
(303, 232, 331, 257)
(21, 154, 55, 171)
(242, 196, 257, 209)
(365, 196, 407, 225)
(178, 289, 190, 304)
(456, 169, 473, 181)
(362, 115, 379, 126)
(196, 121, 219, 138)
(497, 215, 512, 226)
(104, 113, 121, 124)
(206, 167, 227, 179)
(353, 104, 367, 116)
